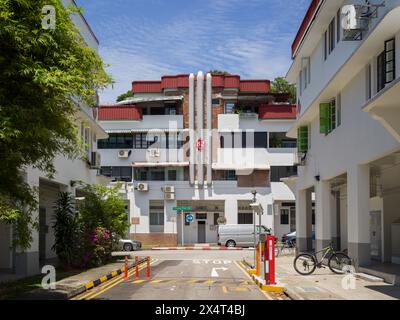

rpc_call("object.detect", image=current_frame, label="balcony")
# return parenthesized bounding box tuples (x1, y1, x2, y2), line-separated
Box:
(259, 104, 297, 120)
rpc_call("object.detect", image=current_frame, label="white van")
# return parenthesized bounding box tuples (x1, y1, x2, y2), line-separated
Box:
(217, 224, 270, 247)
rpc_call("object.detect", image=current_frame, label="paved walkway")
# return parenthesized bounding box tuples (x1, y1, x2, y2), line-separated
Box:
(270, 255, 400, 300)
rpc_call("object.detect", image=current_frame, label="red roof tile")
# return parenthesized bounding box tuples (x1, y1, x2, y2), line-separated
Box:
(98, 106, 142, 120)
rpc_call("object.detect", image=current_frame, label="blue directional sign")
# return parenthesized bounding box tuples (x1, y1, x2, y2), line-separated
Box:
(185, 214, 194, 223)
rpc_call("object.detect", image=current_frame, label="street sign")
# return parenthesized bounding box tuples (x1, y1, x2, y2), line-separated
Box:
(173, 206, 193, 211)
(185, 214, 194, 223)
(131, 217, 140, 225)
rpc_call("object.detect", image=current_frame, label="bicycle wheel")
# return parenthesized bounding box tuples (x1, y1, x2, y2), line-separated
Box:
(293, 253, 317, 275)
(328, 253, 352, 274)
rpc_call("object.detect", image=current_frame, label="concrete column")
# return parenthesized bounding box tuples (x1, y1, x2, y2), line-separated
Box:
(347, 164, 371, 267)
(315, 180, 333, 252)
(296, 188, 313, 252)
(189, 73, 195, 185)
(225, 199, 238, 224)
(15, 170, 40, 276)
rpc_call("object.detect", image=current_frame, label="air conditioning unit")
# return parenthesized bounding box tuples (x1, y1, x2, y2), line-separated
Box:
(164, 192, 175, 200)
(137, 183, 148, 192)
(118, 150, 130, 158)
(164, 186, 175, 193)
(90, 152, 101, 169)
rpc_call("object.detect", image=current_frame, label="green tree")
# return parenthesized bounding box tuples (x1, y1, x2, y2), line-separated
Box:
(52, 192, 79, 267)
(0, 0, 112, 249)
(270, 77, 297, 104)
(116, 90, 134, 102)
(208, 70, 231, 75)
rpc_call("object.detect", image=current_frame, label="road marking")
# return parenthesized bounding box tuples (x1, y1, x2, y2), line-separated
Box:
(187, 279, 199, 284)
(132, 279, 146, 284)
(222, 286, 228, 293)
(235, 287, 250, 292)
(211, 267, 228, 277)
(80, 260, 157, 300)
(234, 261, 274, 301)
(203, 280, 216, 285)
(193, 259, 232, 265)
(150, 280, 163, 284)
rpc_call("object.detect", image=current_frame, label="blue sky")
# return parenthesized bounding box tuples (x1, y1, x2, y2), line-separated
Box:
(76, 0, 310, 104)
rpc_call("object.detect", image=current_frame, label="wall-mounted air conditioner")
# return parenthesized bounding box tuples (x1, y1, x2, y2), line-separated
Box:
(164, 192, 175, 200)
(137, 183, 148, 192)
(163, 186, 175, 193)
(118, 150, 130, 158)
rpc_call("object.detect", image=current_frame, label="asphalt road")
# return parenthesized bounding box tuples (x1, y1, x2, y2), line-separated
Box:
(74, 251, 283, 300)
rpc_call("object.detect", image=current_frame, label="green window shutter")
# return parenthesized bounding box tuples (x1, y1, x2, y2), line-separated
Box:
(297, 126, 308, 153)
(320, 103, 331, 134)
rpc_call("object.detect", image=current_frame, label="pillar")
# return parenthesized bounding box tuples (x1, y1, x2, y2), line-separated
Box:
(315, 180, 333, 252)
(296, 188, 313, 252)
(347, 164, 371, 267)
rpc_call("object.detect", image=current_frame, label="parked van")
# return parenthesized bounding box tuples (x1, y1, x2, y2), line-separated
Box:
(217, 224, 270, 247)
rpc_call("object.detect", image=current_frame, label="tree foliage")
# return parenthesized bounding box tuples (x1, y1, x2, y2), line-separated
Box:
(0, 0, 112, 249)
(208, 70, 231, 75)
(270, 77, 297, 104)
(116, 90, 134, 102)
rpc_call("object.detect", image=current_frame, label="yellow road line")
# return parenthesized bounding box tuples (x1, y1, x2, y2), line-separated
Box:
(86, 259, 157, 300)
(150, 279, 163, 284)
(187, 279, 199, 284)
(222, 286, 228, 293)
(234, 261, 274, 301)
(77, 260, 150, 300)
(132, 279, 146, 284)
(203, 280, 216, 285)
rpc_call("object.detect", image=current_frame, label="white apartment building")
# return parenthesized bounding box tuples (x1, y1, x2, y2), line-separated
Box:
(287, 0, 400, 279)
(0, 0, 107, 277)
(97, 73, 299, 247)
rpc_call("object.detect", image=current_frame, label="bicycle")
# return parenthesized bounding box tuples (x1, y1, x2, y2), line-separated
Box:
(275, 239, 296, 257)
(293, 243, 352, 275)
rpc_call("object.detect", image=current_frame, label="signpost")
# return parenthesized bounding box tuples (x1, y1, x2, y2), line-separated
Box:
(185, 214, 194, 223)
(172, 206, 193, 246)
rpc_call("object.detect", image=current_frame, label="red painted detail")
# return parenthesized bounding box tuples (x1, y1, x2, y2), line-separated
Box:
(98, 106, 142, 120)
(265, 236, 277, 285)
(135, 256, 139, 280)
(132, 74, 271, 93)
(291, 0, 321, 59)
(132, 81, 162, 93)
(259, 104, 297, 120)
(146, 256, 150, 280)
(240, 80, 270, 93)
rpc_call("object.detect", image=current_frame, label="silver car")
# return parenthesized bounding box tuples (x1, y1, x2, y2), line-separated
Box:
(118, 239, 142, 251)
(218, 224, 270, 247)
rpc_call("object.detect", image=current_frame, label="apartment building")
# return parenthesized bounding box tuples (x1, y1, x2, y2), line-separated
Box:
(0, 0, 107, 277)
(286, 0, 400, 276)
(97, 73, 298, 246)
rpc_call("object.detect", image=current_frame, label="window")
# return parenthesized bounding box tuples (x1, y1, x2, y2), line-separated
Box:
(214, 213, 220, 225)
(196, 213, 207, 220)
(224, 103, 235, 114)
(98, 134, 133, 149)
(165, 105, 177, 115)
(269, 132, 297, 148)
(254, 132, 268, 148)
(149, 107, 164, 115)
(297, 126, 309, 153)
(167, 170, 177, 181)
(220, 170, 237, 181)
(212, 99, 220, 105)
(280, 209, 289, 225)
(337, 93, 341, 127)
(299, 70, 303, 95)
(150, 170, 165, 181)
(220, 132, 267, 149)
(270, 166, 298, 182)
(328, 18, 335, 54)
(238, 212, 253, 224)
(133, 133, 158, 149)
(366, 64, 372, 100)
(100, 166, 132, 182)
(319, 99, 338, 134)
(324, 31, 328, 61)
(377, 50, 385, 92)
(385, 38, 396, 84)
(149, 201, 164, 233)
(337, 9, 341, 43)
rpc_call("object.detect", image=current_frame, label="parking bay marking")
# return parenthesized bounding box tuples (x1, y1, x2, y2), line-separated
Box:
(193, 259, 232, 265)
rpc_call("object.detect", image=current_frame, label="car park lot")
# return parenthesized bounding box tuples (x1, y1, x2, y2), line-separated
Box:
(73, 250, 287, 300)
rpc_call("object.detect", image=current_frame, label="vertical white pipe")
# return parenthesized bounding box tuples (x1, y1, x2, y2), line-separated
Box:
(197, 71, 204, 187)
(189, 74, 195, 185)
(206, 73, 212, 186)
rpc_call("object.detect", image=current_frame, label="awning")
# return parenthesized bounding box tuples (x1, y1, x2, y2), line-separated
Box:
(116, 96, 184, 105)
(212, 163, 270, 170)
(105, 128, 189, 134)
(132, 162, 189, 168)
